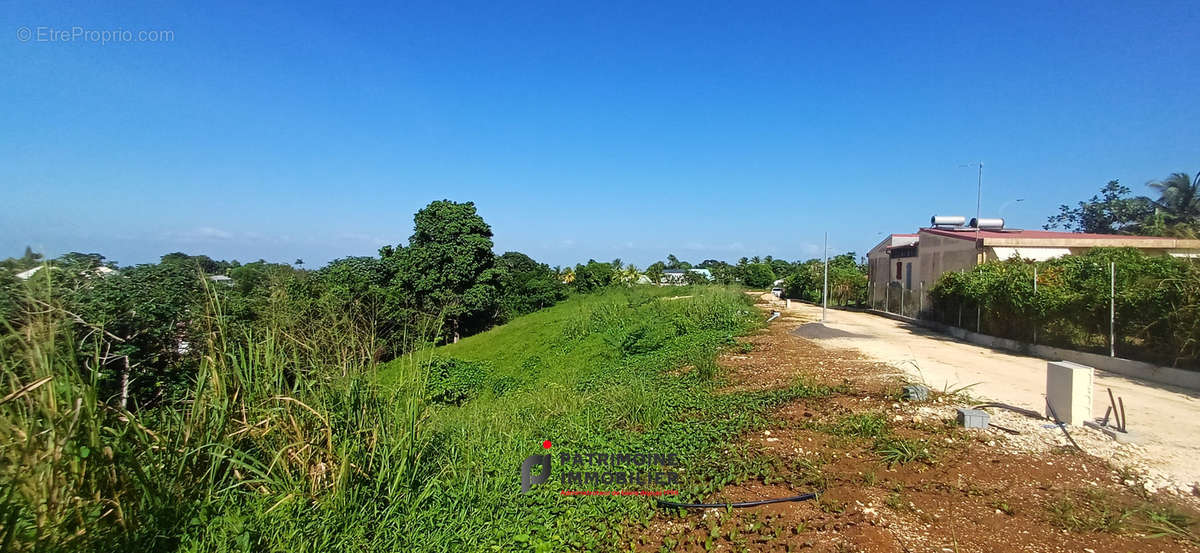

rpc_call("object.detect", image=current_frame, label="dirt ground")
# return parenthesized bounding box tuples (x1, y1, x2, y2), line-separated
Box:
(631, 295, 1200, 552)
(768, 295, 1200, 495)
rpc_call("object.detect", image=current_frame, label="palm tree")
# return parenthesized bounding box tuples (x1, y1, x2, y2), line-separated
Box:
(1148, 172, 1200, 226)
(621, 265, 641, 284)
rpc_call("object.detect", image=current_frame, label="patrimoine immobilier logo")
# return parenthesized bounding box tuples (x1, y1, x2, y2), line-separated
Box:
(520, 440, 680, 496)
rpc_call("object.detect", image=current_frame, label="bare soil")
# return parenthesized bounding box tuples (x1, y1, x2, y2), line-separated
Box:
(630, 295, 1200, 552)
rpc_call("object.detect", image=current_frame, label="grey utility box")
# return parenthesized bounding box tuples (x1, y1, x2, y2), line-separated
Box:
(902, 385, 930, 402)
(1045, 361, 1093, 426)
(956, 408, 989, 429)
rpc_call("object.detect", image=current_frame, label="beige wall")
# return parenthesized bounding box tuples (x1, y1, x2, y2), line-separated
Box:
(916, 232, 979, 293)
(871, 229, 1200, 314)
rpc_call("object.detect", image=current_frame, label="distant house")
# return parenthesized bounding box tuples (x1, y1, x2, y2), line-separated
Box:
(661, 268, 712, 285)
(14, 267, 42, 280)
(208, 275, 234, 285)
(14, 265, 117, 280)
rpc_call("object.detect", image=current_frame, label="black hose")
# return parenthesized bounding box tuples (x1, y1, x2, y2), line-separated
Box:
(1044, 400, 1084, 453)
(971, 402, 1043, 420)
(988, 422, 1020, 435)
(656, 492, 817, 509)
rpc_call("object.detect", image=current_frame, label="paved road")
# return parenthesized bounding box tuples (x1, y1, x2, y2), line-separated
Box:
(766, 294, 1200, 489)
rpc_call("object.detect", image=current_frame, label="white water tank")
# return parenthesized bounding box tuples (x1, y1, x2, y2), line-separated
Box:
(969, 217, 1005, 230)
(931, 215, 966, 227)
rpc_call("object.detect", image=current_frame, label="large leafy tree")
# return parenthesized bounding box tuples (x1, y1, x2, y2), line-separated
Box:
(390, 200, 501, 342)
(1044, 180, 1156, 234)
(741, 263, 776, 288)
(160, 252, 232, 275)
(571, 260, 616, 292)
(494, 251, 566, 321)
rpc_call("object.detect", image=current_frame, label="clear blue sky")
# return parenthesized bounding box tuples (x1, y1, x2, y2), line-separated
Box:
(4, 1, 1198, 268)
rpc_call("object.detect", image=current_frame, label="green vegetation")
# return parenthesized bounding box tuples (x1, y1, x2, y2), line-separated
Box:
(376, 285, 825, 550)
(783, 253, 867, 306)
(1, 277, 823, 551)
(634, 253, 867, 301)
(1046, 172, 1200, 237)
(873, 436, 933, 467)
(929, 247, 1200, 367)
(1045, 487, 1199, 543)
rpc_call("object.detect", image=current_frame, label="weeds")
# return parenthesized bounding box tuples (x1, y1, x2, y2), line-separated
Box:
(1046, 488, 1200, 544)
(874, 437, 932, 467)
(1046, 488, 1132, 533)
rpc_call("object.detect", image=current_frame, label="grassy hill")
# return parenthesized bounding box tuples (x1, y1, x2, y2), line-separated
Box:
(374, 285, 824, 551)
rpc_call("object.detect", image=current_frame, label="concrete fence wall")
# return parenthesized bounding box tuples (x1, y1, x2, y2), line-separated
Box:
(866, 309, 1200, 392)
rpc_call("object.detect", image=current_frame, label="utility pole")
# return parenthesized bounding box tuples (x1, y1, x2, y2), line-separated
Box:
(822, 232, 829, 323)
(975, 161, 983, 238)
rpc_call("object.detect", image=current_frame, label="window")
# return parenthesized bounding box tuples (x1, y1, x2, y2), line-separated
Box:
(895, 261, 902, 280)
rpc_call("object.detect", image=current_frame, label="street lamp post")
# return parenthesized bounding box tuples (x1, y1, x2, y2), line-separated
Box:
(822, 232, 828, 323)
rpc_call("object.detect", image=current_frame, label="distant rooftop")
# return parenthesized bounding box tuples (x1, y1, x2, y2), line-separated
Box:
(919, 227, 1200, 244)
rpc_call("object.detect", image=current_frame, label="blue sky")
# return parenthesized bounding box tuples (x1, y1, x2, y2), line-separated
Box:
(3, 1, 1198, 268)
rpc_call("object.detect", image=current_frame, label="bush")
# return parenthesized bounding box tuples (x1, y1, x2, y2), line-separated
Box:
(928, 248, 1200, 367)
(741, 263, 776, 288)
(425, 357, 487, 405)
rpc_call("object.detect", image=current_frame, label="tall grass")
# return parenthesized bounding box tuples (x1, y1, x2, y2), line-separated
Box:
(3, 284, 818, 552)
(0, 281, 441, 552)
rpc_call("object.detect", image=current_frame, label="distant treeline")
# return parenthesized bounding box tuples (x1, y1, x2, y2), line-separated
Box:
(0, 201, 571, 409)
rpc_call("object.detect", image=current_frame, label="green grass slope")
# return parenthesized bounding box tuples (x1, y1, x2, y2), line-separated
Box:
(373, 286, 825, 552)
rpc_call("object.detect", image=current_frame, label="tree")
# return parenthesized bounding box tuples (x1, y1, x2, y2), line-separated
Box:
(391, 200, 501, 342)
(1148, 172, 1200, 235)
(571, 260, 616, 292)
(741, 263, 776, 288)
(827, 254, 868, 306)
(665, 254, 690, 270)
(619, 264, 641, 285)
(1044, 181, 1156, 234)
(228, 260, 296, 296)
(75, 263, 206, 407)
(770, 259, 793, 280)
(645, 262, 666, 285)
(682, 270, 710, 285)
(160, 252, 231, 275)
(784, 260, 823, 301)
(495, 251, 566, 320)
(56, 252, 107, 270)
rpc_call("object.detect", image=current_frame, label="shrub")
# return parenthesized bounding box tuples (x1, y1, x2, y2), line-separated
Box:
(425, 357, 487, 405)
(740, 263, 776, 288)
(929, 248, 1200, 367)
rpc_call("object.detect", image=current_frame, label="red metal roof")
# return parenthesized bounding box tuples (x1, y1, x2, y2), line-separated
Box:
(918, 227, 1180, 242)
